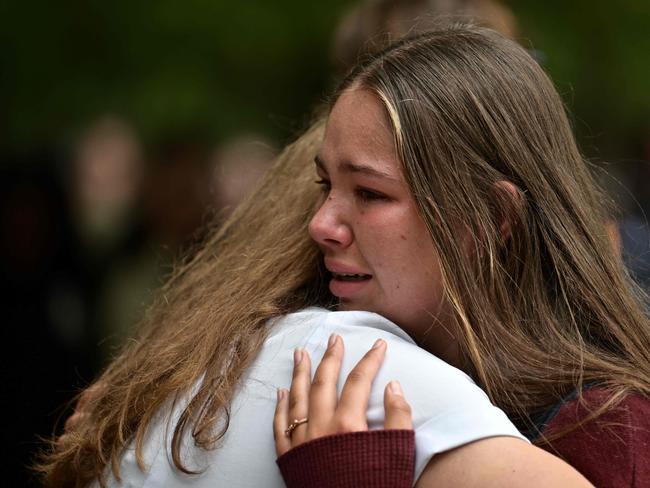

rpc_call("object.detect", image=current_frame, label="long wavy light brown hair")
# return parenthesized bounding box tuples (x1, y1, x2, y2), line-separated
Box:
(40, 24, 650, 487)
(336, 24, 650, 431)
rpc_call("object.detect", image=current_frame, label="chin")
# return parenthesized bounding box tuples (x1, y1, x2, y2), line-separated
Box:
(337, 299, 382, 316)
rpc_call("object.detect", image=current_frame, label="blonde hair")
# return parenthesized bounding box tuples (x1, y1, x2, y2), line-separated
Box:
(40, 25, 650, 486)
(337, 24, 650, 432)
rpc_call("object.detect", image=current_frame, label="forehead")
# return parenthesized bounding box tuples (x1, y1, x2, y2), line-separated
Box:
(320, 89, 400, 175)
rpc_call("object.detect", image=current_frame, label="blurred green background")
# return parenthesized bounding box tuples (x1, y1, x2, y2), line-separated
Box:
(1, 0, 648, 160)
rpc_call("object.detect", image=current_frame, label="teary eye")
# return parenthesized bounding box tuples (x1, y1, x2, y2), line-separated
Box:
(355, 187, 389, 202)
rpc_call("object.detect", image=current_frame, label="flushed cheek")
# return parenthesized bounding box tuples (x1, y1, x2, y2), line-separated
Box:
(371, 246, 418, 297)
(392, 235, 442, 305)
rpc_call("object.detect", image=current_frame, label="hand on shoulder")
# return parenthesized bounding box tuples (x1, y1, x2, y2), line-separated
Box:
(274, 334, 594, 488)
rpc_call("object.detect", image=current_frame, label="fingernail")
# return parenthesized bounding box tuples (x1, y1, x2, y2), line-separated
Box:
(276, 388, 282, 401)
(389, 380, 403, 396)
(372, 338, 385, 349)
(294, 348, 303, 366)
(328, 333, 337, 348)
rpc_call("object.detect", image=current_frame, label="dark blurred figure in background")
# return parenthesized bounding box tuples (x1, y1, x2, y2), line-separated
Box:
(108, 137, 212, 342)
(1, 116, 215, 485)
(2, 117, 152, 484)
(69, 116, 150, 362)
(72, 116, 145, 266)
(85, 129, 213, 359)
(211, 135, 275, 214)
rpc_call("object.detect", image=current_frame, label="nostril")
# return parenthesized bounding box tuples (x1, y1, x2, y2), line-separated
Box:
(308, 200, 353, 248)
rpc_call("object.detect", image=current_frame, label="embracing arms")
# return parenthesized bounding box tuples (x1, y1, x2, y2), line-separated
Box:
(274, 334, 593, 488)
(60, 335, 595, 487)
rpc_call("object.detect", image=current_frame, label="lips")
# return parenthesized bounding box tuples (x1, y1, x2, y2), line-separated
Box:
(325, 259, 372, 299)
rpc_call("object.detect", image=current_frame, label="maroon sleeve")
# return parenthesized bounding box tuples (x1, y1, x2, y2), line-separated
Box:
(276, 429, 415, 488)
(542, 389, 650, 488)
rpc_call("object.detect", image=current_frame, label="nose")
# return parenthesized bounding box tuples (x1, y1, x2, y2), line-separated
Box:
(308, 195, 353, 249)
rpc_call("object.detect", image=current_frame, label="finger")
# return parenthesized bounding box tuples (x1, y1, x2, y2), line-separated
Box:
(337, 339, 387, 431)
(288, 348, 311, 445)
(273, 389, 292, 456)
(63, 383, 103, 438)
(307, 334, 343, 436)
(56, 433, 71, 447)
(383, 381, 413, 430)
(77, 383, 103, 411)
(64, 412, 86, 433)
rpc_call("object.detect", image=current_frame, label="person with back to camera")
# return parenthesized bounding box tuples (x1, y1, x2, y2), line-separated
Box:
(41, 24, 649, 487)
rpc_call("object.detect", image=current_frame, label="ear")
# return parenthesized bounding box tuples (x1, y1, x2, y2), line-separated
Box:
(493, 180, 523, 242)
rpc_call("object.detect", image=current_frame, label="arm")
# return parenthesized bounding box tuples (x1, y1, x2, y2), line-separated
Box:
(416, 436, 592, 487)
(275, 335, 593, 487)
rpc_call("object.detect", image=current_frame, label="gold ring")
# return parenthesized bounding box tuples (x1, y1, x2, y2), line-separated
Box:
(284, 417, 308, 437)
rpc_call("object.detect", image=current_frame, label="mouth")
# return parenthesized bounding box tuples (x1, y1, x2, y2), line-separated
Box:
(325, 262, 373, 300)
(323, 259, 373, 299)
(330, 272, 372, 282)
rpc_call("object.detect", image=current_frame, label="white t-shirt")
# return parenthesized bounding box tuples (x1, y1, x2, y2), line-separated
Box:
(99, 307, 526, 487)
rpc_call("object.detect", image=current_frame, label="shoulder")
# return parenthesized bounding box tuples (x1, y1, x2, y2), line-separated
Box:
(542, 388, 650, 487)
(271, 308, 516, 423)
(286, 309, 527, 479)
(281, 308, 474, 388)
(267, 307, 433, 367)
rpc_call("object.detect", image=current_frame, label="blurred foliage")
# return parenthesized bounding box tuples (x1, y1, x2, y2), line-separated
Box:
(1, 0, 648, 160)
(510, 0, 650, 159)
(0, 0, 350, 151)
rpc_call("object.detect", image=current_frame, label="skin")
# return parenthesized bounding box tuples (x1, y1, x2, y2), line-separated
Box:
(310, 87, 459, 365)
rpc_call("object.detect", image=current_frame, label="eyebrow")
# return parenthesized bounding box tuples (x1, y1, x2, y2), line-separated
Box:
(314, 155, 398, 182)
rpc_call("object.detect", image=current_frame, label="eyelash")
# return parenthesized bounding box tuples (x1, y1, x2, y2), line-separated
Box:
(314, 178, 331, 193)
(355, 187, 389, 202)
(314, 179, 389, 202)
